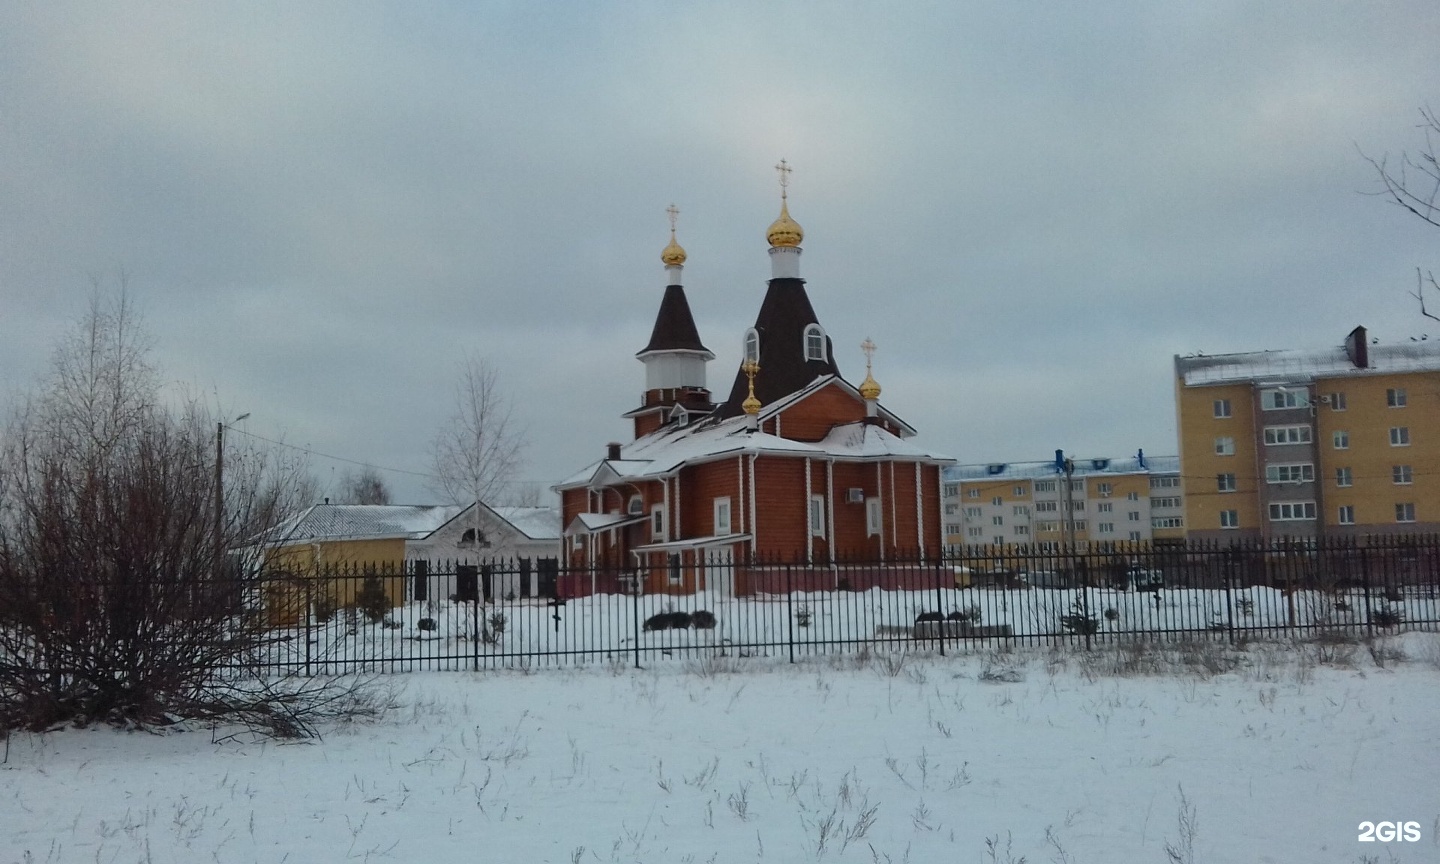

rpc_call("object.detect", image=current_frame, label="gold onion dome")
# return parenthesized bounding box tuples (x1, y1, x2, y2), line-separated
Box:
(661, 231, 687, 266)
(859, 372, 882, 400)
(766, 200, 804, 248)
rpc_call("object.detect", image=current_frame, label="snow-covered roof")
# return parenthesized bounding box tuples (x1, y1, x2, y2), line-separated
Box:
(761, 374, 917, 437)
(944, 454, 1180, 482)
(557, 414, 952, 489)
(490, 506, 561, 541)
(568, 512, 649, 534)
(1177, 341, 1440, 386)
(264, 504, 465, 545)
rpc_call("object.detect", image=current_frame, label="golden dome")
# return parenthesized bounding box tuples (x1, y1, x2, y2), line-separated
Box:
(742, 359, 762, 415)
(766, 200, 804, 248)
(661, 231, 687, 266)
(859, 372, 881, 401)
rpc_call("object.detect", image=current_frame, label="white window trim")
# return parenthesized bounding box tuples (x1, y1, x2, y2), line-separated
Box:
(866, 497, 883, 536)
(743, 328, 760, 364)
(651, 504, 667, 542)
(713, 497, 732, 536)
(809, 495, 826, 538)
(803, 324, 826, 362)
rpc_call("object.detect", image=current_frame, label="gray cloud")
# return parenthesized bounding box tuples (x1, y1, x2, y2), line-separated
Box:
(3, 1, 1436, 502)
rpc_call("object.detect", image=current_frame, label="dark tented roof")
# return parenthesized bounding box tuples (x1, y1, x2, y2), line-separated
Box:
(715, 277, 842, 418)
(637, 284, 710, 356)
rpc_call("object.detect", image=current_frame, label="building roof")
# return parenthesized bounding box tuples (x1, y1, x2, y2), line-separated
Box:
(1176, 340, 1440, 386)
(944, 454, 1180, 482)
(637, 284, 712, 357)
(490, 505, 562, 540)
(263, 504, 465, 545)
(558, 411, 953, 490)
(715, 277, 841, 418)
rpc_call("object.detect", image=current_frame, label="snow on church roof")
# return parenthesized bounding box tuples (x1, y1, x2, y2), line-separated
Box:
(557, 411, 952, 489)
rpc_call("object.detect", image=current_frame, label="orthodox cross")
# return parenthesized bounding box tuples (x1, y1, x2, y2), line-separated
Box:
(861, 337, 877, 373)
(666, 203, 679, 233)
(775, 159, 792, 199)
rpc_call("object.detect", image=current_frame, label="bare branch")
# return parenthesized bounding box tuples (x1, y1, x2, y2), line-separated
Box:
(428, 356, 526, 506)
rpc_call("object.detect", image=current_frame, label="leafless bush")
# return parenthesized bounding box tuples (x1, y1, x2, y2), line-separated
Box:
(0, 287, 363, 737)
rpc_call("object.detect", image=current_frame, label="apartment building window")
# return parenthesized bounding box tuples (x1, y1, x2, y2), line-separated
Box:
(1262, 389, 1309, 410)
(1337, 505, 1355, 525)
(944, 503, 958, 515)
(992, 536, 1005, 546)
(1127, 511, 1141, 521)
(1098, 522, 1115, 533)
(1390, 427, 1410, 446)
(1129, 531, 1143, 541)
(1396, 503, 1416, 523)
(1265, 463, 1315, 484)
(1152, 516, 1185, 529)
(1071, 520, 1088, 531)
(1097, 482, 1112, 496)
(965, 507, 982, 518)
(1069, 480, 1085, 493)
(1014, 525, 1030, 536)
(991, 496, 1003, 506)
(1034, 521, 1058, 532)
(1220, 510, 1239, 529)
(967, 488, 980, 499)
(1217, 473, 1237, 492)
(1150, 476, 1181, 489)
(1213, 399, 1232, 418)
(1326, 392, 1347, 411)
(967, 526, 983, 538)
(1215, 437, 1235, 456)
(1013, 486, 1027, 497)
(1264, 425, 1312, 445)
(1335, 467, 1353, 488)
(1153, 496, 1182, 509)
(943, 483, 958, 497)
(1098, 502, 1113, 513)
(1070, 500, 1085, 512)
(1034, 480, 1056, 493)
(809, 495, 826, 538)
(1127, 491, 1140, 501)
(1035, 500, 1057, 512)
(1012, 505, 1030, 516)
(992, 515, 1004, 526)
(1333, 430, 1349, 450)
(1268, 501, 1317, 521)
(944, 523, 961, 536)
(1387, 388, 1407, 408)
(1393, 465, 1413, 485)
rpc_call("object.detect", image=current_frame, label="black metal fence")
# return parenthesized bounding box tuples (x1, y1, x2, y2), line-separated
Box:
(244, 535, 1440, 673)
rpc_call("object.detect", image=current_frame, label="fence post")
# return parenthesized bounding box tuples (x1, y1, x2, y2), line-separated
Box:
(472, 592, 480, 673)
(1080, 550, 1093, 652)
(1361, 544, 1373, 640)
(1223, 549, 1235, 645)
(632, 567, 642, 670)
(933, 552, 946, 657)
(786, 559, 795, 664)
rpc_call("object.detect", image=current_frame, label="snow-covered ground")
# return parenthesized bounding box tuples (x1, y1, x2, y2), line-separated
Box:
(5, 634, 1439, 863)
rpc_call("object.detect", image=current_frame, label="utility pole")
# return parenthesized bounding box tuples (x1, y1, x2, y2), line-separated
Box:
(214, 413, 250, 581)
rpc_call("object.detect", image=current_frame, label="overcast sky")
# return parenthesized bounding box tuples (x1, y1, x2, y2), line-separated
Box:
(3, 2, 1437, 504)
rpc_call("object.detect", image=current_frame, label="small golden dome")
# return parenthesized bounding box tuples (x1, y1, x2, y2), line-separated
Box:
(766, 200, 804, 248)
(742, 359, 762, 415)
(742, 393, 762, 415)
(661, 231, 687, 266)
(859, 372, 881, 401)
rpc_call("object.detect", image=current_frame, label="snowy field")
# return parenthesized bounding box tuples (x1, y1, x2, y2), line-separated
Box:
(5, 634, 1440, 864)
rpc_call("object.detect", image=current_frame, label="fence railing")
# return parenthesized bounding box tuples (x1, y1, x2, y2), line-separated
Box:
(240, 536, 1440, 673)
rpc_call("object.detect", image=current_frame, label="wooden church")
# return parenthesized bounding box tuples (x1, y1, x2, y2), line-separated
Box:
(556, 165, 953, 595)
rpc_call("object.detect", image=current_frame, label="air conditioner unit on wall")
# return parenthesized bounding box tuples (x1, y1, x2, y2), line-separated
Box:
(847, 488, 865, 503)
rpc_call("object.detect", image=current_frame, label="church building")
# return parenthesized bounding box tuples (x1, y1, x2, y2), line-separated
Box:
(556, 166, 953, 595)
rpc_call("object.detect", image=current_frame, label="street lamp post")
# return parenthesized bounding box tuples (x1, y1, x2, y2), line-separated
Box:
(214, 413, 250, 581)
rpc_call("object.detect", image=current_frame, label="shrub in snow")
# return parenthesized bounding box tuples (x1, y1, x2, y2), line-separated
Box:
(417, 617, 438, 632)
(691, 610, 717, 629)
(354, 576, 391, 624)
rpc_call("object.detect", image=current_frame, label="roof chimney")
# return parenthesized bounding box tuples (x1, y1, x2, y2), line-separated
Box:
(1344, 325, 1369, 369)
(606, 442, 622, 461)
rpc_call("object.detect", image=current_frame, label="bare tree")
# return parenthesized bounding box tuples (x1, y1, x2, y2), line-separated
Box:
(1364, 106, 1440, 320)
(337, 466, 392, 505)
(429, 356, 525, 506)
(0, 285, 365, 736)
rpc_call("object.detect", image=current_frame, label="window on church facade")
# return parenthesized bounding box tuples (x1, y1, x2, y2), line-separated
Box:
(809, 495, 826, 538)
(803, 324, 825, 361)
(743, 329, 760, 363)
(713, 497, 732, 535)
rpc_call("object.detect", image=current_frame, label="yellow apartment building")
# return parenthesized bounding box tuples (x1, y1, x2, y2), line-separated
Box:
(1175, 326, 1440, 541)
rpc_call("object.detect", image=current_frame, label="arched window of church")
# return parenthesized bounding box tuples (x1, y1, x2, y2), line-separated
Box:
(804, 325, 825, 361)
(743, 329, 760, 363)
